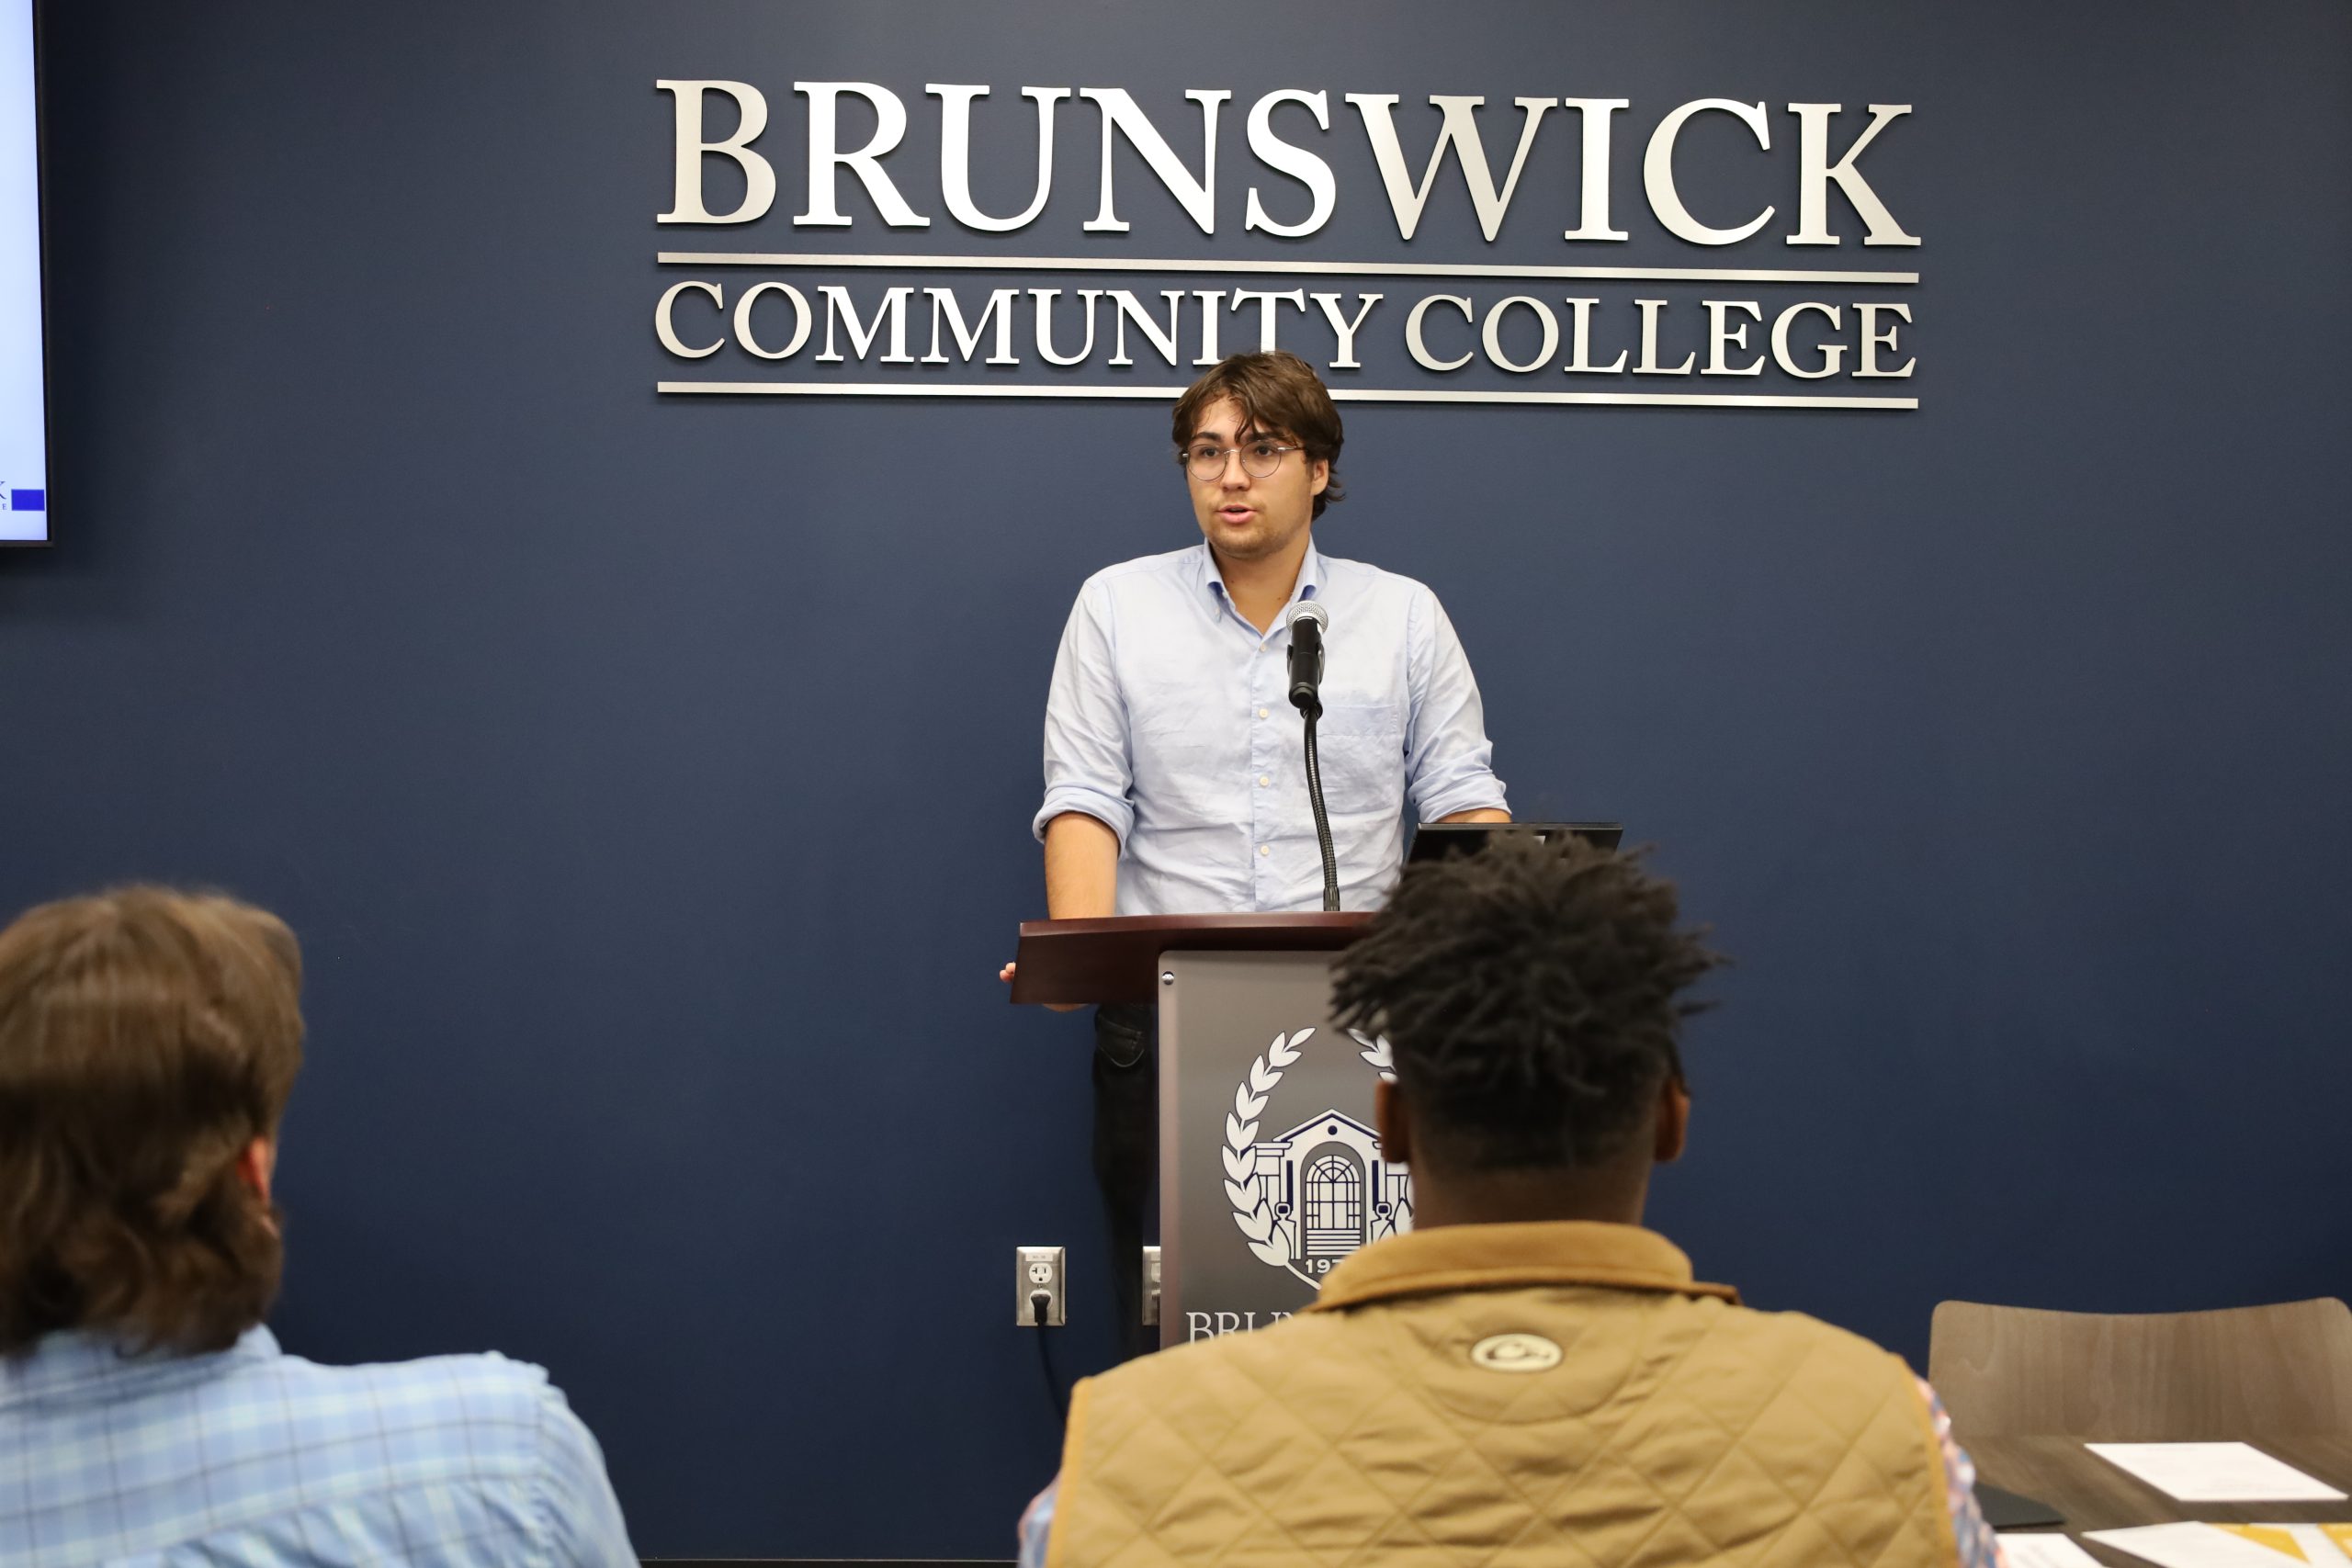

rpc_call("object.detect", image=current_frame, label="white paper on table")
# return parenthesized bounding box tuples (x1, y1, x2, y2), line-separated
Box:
(1998, 1534, 2104, 1568)
(2083, 1522, 2329, 1567)
(2085, 1443, 2350, 1503)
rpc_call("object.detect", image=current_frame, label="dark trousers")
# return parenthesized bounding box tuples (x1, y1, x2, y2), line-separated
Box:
(1091, 1001, 1158, 1360)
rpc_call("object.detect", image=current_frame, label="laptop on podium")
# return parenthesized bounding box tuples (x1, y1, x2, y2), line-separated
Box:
(1408, 820, 1625, 863)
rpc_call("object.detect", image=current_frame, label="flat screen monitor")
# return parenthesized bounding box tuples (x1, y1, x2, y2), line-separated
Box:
(0, 0, 42, 545)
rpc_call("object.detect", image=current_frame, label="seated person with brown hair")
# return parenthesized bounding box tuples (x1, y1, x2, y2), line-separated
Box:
(0, 888, 635, 1567)
(1019, 834, 2000, 1568)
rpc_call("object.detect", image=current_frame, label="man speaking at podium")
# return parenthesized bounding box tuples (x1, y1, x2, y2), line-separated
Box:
(1009, 351, 1510, 1352)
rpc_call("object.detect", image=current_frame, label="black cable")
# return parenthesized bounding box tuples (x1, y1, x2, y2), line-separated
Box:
(1031, 1292, 1068, 1424)
(1302, 709, 1340, 911)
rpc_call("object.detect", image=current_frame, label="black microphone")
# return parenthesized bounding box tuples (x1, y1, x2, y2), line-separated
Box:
(1284, 601, 1341, 911)
(1285, 601, 1327, 716)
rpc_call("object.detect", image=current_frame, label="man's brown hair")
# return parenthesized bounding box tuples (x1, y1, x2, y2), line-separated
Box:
(1171, 350, 1346, 519)
(0, 887, 303, 1354)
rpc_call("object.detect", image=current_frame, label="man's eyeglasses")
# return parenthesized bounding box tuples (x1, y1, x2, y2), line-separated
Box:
(1182, 439, 1304, 481)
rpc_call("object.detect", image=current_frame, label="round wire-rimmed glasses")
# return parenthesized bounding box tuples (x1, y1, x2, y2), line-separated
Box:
(1181, 439, 1304, 481)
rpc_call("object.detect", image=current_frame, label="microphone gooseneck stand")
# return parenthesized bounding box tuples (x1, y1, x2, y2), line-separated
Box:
(1298, 702, 1341, 912)
(1286, 603, 1342, 912)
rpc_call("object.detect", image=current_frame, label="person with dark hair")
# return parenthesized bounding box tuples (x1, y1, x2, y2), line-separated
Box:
(0, 887, 635, 1567)
(1001, 351, 1511, 1355)
(1016, 835, 2001, 1568)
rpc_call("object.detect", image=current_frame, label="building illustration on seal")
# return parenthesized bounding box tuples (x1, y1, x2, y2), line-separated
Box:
(1232, 1108, 1414, 1284)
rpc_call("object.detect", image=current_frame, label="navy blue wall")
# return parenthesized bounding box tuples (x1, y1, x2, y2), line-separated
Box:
(6, 0, 2349, 1555)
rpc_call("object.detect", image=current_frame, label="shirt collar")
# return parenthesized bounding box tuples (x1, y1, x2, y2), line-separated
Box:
(1197, 538, 1327, 613)
(1295, 539, 1326, 603)
(1306, 1221, 1740, 1313)
(0, 1324, 280, 1409)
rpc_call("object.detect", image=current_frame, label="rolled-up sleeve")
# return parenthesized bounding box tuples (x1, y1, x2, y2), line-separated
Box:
(1403, 588, 1509, 823)
(1035, 581, 1136, 845)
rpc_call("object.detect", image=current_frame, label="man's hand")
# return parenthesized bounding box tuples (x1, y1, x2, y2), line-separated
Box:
(1001, 960, 1082, 1012)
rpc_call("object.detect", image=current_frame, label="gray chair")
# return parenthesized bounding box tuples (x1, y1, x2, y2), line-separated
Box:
(1928, 1298, 2352, 1441)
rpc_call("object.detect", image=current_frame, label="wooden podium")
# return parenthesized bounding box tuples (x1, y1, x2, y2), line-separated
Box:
(1013, 913, 1397, 1348)
(1008, 913, 1371, 1007)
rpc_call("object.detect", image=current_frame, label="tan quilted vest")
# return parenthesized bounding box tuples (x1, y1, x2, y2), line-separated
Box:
(1049, 1223, 1957, 1568)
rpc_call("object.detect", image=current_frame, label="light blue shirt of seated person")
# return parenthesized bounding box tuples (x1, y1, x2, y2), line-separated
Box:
(1035, 541, 1507, 914)
(0, 1325, 635, 1568)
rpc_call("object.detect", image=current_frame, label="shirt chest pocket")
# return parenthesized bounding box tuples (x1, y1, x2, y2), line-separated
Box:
(1312, 702, 1406, 807)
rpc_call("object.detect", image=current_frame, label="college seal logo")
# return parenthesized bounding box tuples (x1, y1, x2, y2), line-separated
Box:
(1223, 1027, 1415, 1289)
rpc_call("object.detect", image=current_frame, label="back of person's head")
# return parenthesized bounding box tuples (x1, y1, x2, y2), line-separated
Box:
(1332, 834, 1717, 1175)
(0, 887, 303, 1355)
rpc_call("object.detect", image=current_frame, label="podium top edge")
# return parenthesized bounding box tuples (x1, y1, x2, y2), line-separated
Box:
(1010, 912, 1377, 1006)
(1016, 911, 1375, 939)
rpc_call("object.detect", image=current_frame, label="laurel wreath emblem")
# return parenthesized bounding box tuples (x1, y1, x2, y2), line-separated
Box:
(1224, 1025, 1410, 1281)
(1348, 1028, 1396, 1081)
(1223, 1028, 1310, 1270)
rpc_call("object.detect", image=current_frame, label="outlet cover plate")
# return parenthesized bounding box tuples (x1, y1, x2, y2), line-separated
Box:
(1017, 1245, 1066, 1326)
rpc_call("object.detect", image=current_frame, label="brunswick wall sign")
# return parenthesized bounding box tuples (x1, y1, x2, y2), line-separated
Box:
(650, 82, 1922, 410)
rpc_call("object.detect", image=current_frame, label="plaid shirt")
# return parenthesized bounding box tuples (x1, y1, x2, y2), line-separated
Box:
(0, 1325, 635, 1568)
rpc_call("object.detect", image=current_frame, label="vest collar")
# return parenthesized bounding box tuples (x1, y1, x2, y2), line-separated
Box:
(1307, 1221, 1740, 1313)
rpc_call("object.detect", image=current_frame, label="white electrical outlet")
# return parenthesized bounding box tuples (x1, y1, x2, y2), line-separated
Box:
(1017, 1245, 1066, 1326)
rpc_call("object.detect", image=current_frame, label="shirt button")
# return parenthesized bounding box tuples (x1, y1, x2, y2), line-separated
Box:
(1258, 774, 1271, 787)
(1257, 706, 1269, 719)
(1259, 844, 1272, 856)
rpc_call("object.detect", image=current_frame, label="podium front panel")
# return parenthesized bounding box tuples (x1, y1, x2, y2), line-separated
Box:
(1158, 950, 1411, 1348)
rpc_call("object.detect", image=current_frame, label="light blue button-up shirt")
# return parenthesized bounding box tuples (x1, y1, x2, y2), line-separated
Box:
(1035, 540, 1507, 914)
(0, 1325, 635, 1568)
